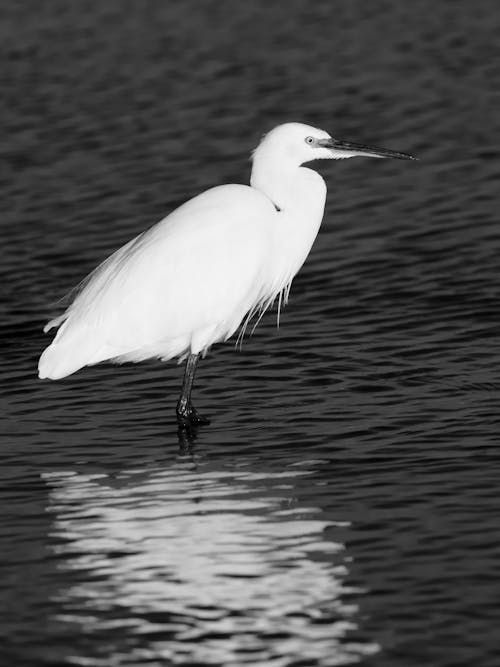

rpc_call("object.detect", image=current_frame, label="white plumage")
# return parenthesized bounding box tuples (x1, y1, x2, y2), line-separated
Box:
(39, 185, 277, 378)
(38, 122, 414, 423)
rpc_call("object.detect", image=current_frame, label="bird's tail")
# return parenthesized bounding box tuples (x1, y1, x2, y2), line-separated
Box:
(38, 318, 112, 380)
(38, 339, 87, 379)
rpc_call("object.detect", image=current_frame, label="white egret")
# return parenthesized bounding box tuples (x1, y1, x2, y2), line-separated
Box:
(39, 122, 415, 425)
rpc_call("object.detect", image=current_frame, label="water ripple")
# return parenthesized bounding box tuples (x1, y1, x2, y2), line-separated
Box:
(42, 461, 378, 665)
(2, 1, 500, 665)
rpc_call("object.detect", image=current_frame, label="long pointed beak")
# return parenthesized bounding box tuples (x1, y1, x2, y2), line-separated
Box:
(320, 137, 416, 160)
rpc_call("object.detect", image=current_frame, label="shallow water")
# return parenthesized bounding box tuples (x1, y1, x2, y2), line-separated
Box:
(2, 1, 500, 665)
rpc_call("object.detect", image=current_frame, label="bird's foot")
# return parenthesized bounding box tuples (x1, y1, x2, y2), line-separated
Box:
(176, 400, 211, 427)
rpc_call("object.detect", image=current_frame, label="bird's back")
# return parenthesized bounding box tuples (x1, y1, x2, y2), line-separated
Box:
(39, 184, 277, 379)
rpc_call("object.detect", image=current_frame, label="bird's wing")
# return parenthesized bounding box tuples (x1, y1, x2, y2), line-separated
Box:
(47, 184, 276, 364)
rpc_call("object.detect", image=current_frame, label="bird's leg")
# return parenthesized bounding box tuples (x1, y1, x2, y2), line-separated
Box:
(176, 353, 210, 426)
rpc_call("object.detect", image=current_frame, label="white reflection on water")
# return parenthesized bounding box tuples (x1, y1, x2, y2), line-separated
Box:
(43, 458, 379, 666)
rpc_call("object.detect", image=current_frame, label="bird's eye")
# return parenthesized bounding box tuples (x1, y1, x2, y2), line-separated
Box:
(305, 136, 315, 145)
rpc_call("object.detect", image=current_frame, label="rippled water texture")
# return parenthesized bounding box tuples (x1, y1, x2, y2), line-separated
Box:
(2, 1, 500, 665)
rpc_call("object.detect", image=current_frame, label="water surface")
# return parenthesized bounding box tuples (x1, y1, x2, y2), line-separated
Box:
(2, 1, 500, 665)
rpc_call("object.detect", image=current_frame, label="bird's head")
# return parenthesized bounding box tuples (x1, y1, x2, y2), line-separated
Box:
(253, 122, 415, 167)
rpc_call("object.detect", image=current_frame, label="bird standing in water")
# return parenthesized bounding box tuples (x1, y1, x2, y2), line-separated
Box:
(39, 122, 415, 425)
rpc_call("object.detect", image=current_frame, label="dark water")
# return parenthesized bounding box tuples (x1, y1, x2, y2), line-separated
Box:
(2, 1, 500, 665)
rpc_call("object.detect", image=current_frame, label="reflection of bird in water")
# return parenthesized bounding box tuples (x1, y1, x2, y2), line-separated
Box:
(43, 464, 380, 665)
(177, 421, 199, 457)
(39, 122, 414, 425)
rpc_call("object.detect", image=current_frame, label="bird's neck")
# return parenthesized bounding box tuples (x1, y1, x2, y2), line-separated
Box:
(250, 157, 328, 296)
(250, 156, 326, 215)
(250, 154, 326, 222)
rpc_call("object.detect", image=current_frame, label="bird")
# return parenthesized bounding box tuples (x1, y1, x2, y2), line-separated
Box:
(39, 122, 415, 426)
